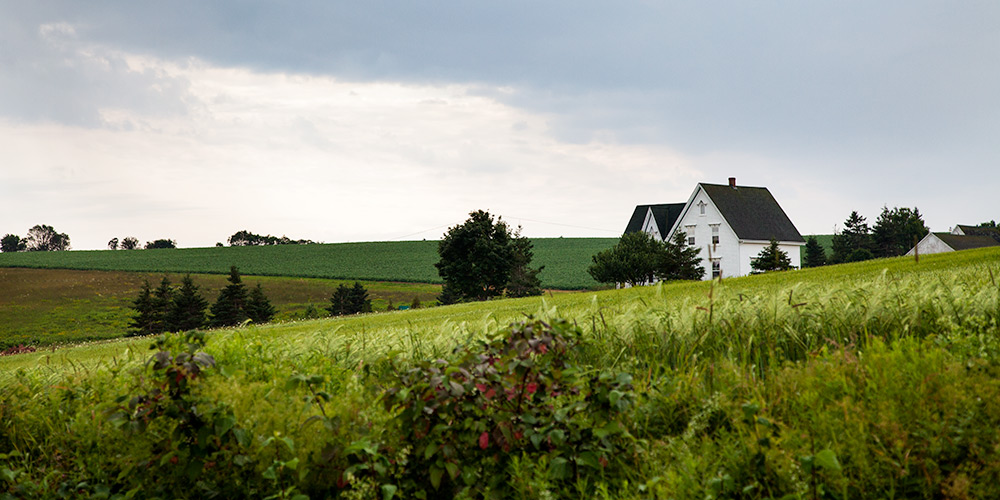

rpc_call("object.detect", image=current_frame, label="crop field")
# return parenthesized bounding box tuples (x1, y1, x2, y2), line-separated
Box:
(0, 237, 618, 290)
(3, 247, 1000, 498)
(0, 268, 442, 350)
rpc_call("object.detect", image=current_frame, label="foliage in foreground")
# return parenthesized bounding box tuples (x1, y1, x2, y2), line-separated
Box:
(3, 249, 1000, 498)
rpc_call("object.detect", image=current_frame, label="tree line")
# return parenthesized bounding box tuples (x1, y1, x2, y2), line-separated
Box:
(130, 267, 276, 336)
(2, 225, 70, 252)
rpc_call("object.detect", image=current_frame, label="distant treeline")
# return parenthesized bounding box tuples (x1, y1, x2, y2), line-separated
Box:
(227, 230, 315, 246)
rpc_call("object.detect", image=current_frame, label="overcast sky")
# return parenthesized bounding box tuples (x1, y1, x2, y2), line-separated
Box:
(2, 1, 998, 250)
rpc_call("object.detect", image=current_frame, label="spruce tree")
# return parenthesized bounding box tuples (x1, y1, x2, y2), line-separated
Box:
(327, 284, 353, 316)
(659, 231, 705, 281)
(802, 236, 827, 268)
(128, 280, 156, 336)
(349, 282, 373, 314)
(750, 238, 793, 273)
(210, 266, 250, 327)
(831, 211, 872, 263)
(169, 274, 208, 331)
(246, 283, 276, 324)
(150, 277, 175, 333)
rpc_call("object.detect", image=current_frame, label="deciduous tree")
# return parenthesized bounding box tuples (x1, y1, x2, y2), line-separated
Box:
(145, 239, 177, 249)
(120, 237, 139, 250)
(587, 231, 663, 287)
(871, 206, 928, 258)
(25, 224, 70, 251)
(436, 210, 539, 303)
(1, 234, 25, 253)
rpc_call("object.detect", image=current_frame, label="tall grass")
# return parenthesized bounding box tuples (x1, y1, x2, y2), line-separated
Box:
(2, 248, 1000, 498)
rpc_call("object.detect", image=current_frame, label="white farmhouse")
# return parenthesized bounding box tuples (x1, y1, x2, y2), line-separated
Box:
(626, 178, 806, 280)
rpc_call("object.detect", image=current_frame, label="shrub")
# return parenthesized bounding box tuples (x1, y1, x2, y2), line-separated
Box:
(382, 318, 637, 498)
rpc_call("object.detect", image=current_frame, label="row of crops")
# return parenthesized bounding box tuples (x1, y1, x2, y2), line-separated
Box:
(0, 238, 619, 290)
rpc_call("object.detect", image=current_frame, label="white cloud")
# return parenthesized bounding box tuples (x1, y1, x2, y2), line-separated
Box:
(0, 51, 702, 249)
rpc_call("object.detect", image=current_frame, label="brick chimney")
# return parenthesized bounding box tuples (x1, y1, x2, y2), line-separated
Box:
(728, 177, 736, 187)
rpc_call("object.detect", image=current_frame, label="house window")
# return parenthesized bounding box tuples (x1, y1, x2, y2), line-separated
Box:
(698, 201, 706, 216)
(712, 260, 721, 278)
(711, 225, 720, 245)
(688, 234, 696, 245)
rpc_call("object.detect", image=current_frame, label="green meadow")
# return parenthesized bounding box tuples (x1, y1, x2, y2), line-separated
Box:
(3, 248, 1000, 498)
(0, 238, 618, 290)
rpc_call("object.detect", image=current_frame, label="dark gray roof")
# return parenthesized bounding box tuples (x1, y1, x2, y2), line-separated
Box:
(937, 233, 1000, 251)
(700, 183, 805, 243)
(624, 203, 685, 236)
(956, 225, 1000, 243)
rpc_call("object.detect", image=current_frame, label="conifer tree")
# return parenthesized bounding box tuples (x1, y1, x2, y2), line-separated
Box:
(349, 282, 373, 314)
(659, 231, 705, 281)
(128, 280, 157, 336)
(169, 274, 208, 331)
(802, 236, 827, 268)
(750, 238, 794, 273)
(210, 266, 250, 327)
(150, 277, 175, 334)
(327, 283, 353, 316)
(246, 283, 276, 324)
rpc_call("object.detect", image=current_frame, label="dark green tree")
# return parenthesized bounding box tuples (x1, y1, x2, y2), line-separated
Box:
(659, 231, 705, 281)
(802, 236, 827, 268)
(25, 224, 70, 251)
(1, 234, 26, 253)
(168, 274, 208, 331)
(327, 284, 353, 316)
(871, 206, 928, 258)
(145, 239, 177, 249)
(209, 266, 250, 328)
(349, 282, 372, 314)
(246, 283, 276, 324)
(750, 238, 794, 273)
(150, 277, 176, 333)
(128, 280, 157, 336)
(505, 230, 544, 298)
(120, 237, 139, 250)
(979, 220, 997, 228)
(587, 231, 665, 287)
(435, 210, 519, 303)
(830, 211, 872, 263)
(108, 237, 119, 250)
(327, 282, 371, 316)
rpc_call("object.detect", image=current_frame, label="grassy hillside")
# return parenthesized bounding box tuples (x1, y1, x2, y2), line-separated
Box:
(0, 268, 442, 350)
(3, 248, 1000, 498)
(0, 238, 619, 290)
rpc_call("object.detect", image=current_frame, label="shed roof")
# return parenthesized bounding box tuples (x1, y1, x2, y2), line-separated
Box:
(955, 225, 1000, 243)
(700, 183, 805, 243)
(937, 233, 1000, 251)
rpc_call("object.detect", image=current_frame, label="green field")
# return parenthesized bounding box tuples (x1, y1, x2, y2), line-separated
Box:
(3, 248, 1000, 498)
(0, 268, 443, 350)
(0, 238, 618, 290)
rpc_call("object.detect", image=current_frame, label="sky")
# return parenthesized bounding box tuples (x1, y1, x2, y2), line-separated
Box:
(1, 1, 998, 250)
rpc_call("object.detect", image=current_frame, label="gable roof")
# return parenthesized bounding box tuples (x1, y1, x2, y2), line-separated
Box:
(699, 183, 805, 243)
(955, 225, 1000, 243)
(936, 232, 1000, 251)
(624, 203, 686, 237)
